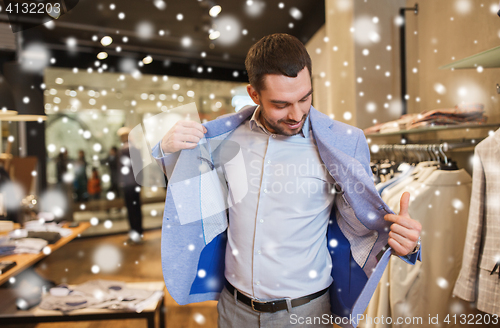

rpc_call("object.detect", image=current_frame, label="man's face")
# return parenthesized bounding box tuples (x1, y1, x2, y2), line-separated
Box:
(247, 67, 312, 136)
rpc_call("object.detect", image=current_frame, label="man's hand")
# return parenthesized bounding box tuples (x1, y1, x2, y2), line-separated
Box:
(160, 120, 207, 154)
(384, 192, 422, 257)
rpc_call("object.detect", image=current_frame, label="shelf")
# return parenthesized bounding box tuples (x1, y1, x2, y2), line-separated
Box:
(365, 123, 500, 137)
(439, 45, 500, 69)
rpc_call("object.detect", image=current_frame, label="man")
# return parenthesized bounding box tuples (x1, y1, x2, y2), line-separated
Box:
(154, 34, 421, 327)
(117, 127, 144, 244)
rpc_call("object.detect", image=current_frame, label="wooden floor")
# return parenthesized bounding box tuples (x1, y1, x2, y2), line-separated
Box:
(3, 229, 218, 328)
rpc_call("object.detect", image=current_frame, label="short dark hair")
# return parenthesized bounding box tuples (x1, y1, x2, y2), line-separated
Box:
(245, 33, 312, 93)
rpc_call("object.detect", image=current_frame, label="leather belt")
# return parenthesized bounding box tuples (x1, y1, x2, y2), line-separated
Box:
(224, 280, 329, 313)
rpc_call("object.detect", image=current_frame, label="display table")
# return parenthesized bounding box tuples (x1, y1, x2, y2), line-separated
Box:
(0, 221, 90, 285)
(0, 281, 165, 328)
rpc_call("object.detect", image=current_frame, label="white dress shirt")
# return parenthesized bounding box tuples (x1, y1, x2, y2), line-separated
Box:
(224, 107, 335, 300)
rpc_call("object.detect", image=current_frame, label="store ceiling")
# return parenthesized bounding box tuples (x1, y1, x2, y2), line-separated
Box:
(10, 0, 325, 79)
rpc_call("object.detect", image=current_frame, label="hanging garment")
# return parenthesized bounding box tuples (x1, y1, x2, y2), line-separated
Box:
(382, 164, 438, 206)
(454, 128, 500, 315)
(376, 164, 415, 195)
(390, 169, 472, 327)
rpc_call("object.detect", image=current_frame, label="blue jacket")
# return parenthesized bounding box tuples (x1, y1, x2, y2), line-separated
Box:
(152, 105, 421, 328)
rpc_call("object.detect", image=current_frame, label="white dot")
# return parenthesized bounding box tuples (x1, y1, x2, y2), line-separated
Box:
(188, 244, 195, 251)
(104, 220, 113, 229)
(343, 111, 352, 120)
(23, 97, 30, 104)
(42, 246, 51, 255)
(329, 239, 338, 248)
(177, 13, 184, 21)
(90, 217, 99, 226)
(362, 49, 369, 56)
(193, 313, 206, 325)
(309, 270, 317, 278)
(437, 277, 449, 289)
(107, 191, 116, 200)
(198, 269, 206, 278)
(91, 265, 100, 274)
(289, 7, 303, 20)
(477, 66, 483, 73)
(366, 102, 376, 113)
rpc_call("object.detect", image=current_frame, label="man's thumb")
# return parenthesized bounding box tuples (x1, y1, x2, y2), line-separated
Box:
(399, 192, 410, 217)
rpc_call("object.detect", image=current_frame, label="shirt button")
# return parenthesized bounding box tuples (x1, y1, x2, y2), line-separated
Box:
(263, 189, 268, 193)
(267, 160, 271, 164)
(256, 281, 260, 285)
(271, 134, 276, 138)
(259, 219, 264, 223)
(257, 250, 261, 254)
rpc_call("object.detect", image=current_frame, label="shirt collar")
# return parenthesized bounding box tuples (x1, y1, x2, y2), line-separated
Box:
(249, 106, 311, 138)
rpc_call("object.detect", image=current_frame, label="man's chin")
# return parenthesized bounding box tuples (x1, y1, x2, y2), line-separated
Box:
(282, 121, 303, 135)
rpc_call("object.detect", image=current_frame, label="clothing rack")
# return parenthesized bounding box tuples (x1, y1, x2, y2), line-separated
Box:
(370, 141, 476, 165)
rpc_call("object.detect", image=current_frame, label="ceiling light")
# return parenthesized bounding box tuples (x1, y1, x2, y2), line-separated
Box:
(209, 5, 222, 17)
(97, 52, 108, 60)
(209, 30, 220, 40)
(100, 36, 113, 46)
(143, 56, 153, 64)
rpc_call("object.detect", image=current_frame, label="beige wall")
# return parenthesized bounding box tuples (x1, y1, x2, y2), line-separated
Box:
(405, 0, 500, 123)
(309, 0, 499, 130)
(306, 25, 328, 115)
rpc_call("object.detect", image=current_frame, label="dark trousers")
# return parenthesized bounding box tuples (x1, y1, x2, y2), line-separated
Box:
(123, 186, 143, 235)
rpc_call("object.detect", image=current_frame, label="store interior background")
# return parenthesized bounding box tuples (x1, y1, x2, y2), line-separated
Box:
(0, 0, 499, 327)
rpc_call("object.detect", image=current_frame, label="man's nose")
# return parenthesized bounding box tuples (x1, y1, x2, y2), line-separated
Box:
(287, 105, 303, 122)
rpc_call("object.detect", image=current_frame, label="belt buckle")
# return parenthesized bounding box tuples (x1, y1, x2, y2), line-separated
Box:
(250, 299, 265, 312)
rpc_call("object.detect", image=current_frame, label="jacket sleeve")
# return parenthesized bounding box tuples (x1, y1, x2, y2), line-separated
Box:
(151, 141, 181, 180)
(453, 148, 486, 301)
(353, 129, 421, 265)
(353, 129, 373, 179)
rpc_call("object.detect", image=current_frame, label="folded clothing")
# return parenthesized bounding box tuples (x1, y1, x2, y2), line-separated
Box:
(406, 104, 486, 130)
(39, 280, 159, 313)
(363, 103, 487, 134)
(0, 237, 48, 256)
(26, 231, 61, 244)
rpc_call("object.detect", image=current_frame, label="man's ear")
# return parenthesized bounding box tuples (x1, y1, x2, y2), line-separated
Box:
(246, 84, 260, 105)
